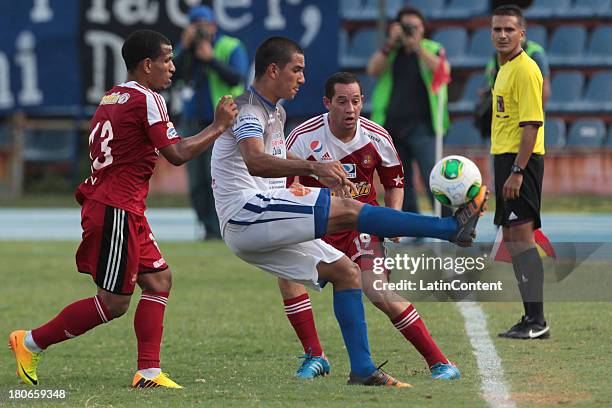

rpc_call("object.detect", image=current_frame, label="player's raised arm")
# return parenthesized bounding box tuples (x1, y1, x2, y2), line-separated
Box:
(160, 96, 237, 165)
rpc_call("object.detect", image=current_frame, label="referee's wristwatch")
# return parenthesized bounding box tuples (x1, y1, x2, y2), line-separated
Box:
(511, 164, 525, 175)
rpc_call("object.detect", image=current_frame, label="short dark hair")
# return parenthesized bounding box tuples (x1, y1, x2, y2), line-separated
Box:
(395, 6, 426, 27)
(121, 29, 171, 72)
(492, 5, 526, 27)
(254, 36, 304, 79)
(324, 72, 362, 100)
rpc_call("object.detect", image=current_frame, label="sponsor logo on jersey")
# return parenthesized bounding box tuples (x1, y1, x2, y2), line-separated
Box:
(100, 92, 121, 105)
(153, 258, 166, 268)
(321, 152, 333, 161)
(118, 93, 131, 104)
(310, 140, 323, 152)
(166, 122, 178, 139)
(366, 132, 381, 143)
(331, 181, 371, 199)
(342, 163, 357, 179)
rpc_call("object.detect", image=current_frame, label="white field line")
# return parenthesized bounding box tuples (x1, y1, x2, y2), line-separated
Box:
(456, 302, 517, 408)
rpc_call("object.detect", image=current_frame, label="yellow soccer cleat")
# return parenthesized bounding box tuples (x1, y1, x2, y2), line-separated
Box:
(8, 330, 42, 386)
(132, 371, 183, 389)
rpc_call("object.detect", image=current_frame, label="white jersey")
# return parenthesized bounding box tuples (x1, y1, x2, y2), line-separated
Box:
(211, 88, 287, 233)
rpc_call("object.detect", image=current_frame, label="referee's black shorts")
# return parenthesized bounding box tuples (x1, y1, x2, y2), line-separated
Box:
(493, 153, 544, 229)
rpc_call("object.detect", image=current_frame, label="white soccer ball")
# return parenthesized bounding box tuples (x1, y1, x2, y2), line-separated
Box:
(429, 155, 482, 208)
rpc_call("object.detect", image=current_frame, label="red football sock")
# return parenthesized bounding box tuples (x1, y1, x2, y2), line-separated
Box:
(283, 293, 323, 357)
(392, 305, 447, 368)
(134, 291, 169, 370)
(31, 296, 112, 350)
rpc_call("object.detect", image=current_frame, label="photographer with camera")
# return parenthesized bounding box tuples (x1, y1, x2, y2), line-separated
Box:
(367, 6, 451, 218)
(173, 5, 248, 240)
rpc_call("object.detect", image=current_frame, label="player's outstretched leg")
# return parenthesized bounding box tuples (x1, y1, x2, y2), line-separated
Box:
(328, 186, 488, 246)
(318, 257, 411, 388)
(8, 294, 116, 386)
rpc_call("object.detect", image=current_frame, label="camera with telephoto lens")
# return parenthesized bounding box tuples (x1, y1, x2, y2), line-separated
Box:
(401, 23, 417, 36)
(191, 27, 211, 52)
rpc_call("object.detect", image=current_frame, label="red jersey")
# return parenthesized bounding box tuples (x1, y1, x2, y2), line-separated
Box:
(286, 114, 404, 205)
(286, 114, 404, 247)
(76, 81, 180, 215)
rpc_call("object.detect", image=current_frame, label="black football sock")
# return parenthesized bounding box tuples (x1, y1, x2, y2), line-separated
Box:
(511, 260, 529, 319)
(512, 248, 545, 325)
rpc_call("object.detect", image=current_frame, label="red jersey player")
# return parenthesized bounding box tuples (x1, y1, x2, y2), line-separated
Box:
(9, 29, 237, 389)
(279, 72, 461, 381)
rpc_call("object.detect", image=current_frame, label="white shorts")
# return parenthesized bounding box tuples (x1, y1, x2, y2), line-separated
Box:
(223, 187, 344, 289)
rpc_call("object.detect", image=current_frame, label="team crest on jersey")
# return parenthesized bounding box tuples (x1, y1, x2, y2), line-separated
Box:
(342, 163, 357, 179)
(118, 93, 130, 104)
(310, 140, 323, 152)
(362, 153, 375, 168)
(166, 122, 178, 139)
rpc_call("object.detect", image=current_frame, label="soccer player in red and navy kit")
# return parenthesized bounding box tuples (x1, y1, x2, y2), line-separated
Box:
(9, 29, 237, 388)
(280, 72, 460, 380)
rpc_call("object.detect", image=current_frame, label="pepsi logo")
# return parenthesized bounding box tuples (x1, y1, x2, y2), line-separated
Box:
(310, 140, 323, 152)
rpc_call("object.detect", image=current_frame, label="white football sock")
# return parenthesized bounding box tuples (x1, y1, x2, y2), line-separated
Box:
(138, 368, 161, 379)
(24, 331, 43, 353)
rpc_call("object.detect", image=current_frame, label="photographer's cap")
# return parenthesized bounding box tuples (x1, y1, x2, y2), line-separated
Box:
(189, 5, 215, 23)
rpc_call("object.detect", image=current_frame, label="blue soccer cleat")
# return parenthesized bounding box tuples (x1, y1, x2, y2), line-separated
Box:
(295, 354, 330, 379)
(430, 362, 461, 380)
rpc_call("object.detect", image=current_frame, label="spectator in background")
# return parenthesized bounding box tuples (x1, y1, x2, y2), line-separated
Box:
(476, 18, 550, 139)
(173, 5, 248, 240)
(367, 6, 451, 216)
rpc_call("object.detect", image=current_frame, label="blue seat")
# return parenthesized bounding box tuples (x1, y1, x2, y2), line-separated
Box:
(566, 119, 606, 147)
(546, 71, 584, 112)
(357, 74, 377, 114)
(24, 129, 76, 162)
(607, 125, 612, 147)
(405, 0, 447, 18)
(464, 28, 496, 67)
(558, 0, 611, 17)
(526, 25, 548, 48)
(0, 124, 11, 148)
(544, 118, 566, 148)
(548, 25, 587, 66)
(340, 28, 379, 69)
(585, 25, 612, 66)
(440, 0, 488, 19)
(444, 118, 483, 147)
(524, 0, 571, 18)
(448, 72, 486, 113)
(432, 27, 468, 66)
(340, 0, 379, 20)
(578, 72, 612, 112)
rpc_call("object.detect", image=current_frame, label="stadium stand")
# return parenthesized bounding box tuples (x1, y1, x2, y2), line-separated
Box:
(23, 129, 75, 163)
(547, 71, 585, 112)
(557, 0, 612, 18)
(405, 0, 446, 18)
(448, 71, 486, 113)
(585, 25, 612, 66)
(431, 26, 469, 66)
(357, 73, 377, 114)
(544, 118, 567, 148)
(577, 71, 612, 112)
(548, 25, 588, 66)
(607, 125, 612, 146)
(444, 118, 483, 147)
(526, 25, 548, 48)
(340, 0, 379, 21)
(463, 27, 496, 67)
(566, 118, 606, 147)
(339, 28, 379, 69)
(439, 0, 489, 19)
(524, 0, 571, 19)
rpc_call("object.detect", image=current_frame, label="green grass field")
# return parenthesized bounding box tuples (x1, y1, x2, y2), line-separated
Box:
(1, 241, 611, 407)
